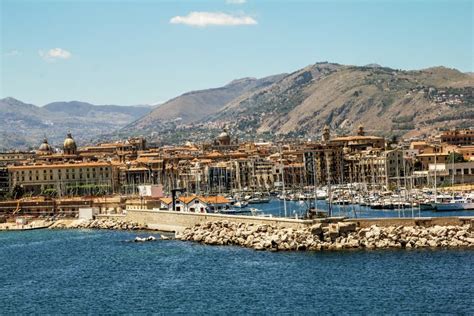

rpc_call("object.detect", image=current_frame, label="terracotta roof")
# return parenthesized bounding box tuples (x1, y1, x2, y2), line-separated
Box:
(160, 197, 173, 205)
(178, 195, 202, 204)
(206, 152, 223, 158)
(200, 196, 230, 204)
(159, 195, 229, 205)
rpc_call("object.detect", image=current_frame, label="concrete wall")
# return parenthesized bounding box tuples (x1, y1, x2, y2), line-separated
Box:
(124, 210, 314, 232)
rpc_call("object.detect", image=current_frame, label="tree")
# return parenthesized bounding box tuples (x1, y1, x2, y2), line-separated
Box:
(447, 152, 466, 163)
(11, 185, 24, 199)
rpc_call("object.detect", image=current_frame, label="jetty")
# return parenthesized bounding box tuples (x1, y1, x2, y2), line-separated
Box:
(0, 220, 52, 231)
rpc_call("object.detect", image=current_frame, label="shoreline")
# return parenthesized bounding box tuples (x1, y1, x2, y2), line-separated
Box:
(3, 217, 474, 252)
(176, 220, 474, 251)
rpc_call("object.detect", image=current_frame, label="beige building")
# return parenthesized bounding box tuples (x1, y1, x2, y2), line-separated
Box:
(8, 162, 117, 195)
(440, 129, 474, 146)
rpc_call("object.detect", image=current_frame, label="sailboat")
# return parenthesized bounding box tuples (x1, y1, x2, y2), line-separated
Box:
(431, 151, 474, 211)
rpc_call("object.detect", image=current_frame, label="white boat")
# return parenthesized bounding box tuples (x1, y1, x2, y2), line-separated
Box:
(219, 208, 251, 214)
(233, 201, 248, 208)
(315, 189, 328, 199)
(433, 197, 474, 211)
(250, 208, 272, 217)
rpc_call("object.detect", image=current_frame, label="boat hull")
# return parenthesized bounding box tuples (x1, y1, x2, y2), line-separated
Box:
(433, 202, 474, 211)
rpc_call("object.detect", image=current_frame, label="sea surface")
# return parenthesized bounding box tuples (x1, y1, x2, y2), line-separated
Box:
(253, 199, 474, 219)
(0, 229, 473, 314)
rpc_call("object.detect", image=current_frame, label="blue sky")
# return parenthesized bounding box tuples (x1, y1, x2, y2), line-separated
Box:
(1, 0, 472, 106)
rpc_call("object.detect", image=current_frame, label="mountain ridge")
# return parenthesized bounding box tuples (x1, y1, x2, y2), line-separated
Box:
(120, 62, 473, 144)
(123, 74, 287, 131)
(0, 98, 152, 150)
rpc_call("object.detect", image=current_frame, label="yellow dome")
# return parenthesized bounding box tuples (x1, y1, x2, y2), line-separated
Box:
(63, 133, 77, 150)
(38, 138, 52, 152)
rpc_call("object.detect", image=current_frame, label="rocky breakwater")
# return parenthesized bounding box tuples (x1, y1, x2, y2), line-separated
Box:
(176, 220, 474, 251)
(49, 218, 147, 230)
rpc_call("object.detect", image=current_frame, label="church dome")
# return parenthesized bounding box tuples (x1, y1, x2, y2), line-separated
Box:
(216, 128, 231, 146)
(38, 138, 52, 153)
(63, 132, 77, 153)
(218, 131, 230, 141)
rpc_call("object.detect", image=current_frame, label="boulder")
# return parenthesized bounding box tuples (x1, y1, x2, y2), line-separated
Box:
(310, 224, 323, 236)
(338, 222, 357, 234)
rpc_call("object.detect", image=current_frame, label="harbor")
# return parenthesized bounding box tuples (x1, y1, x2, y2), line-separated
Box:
(1, 228, 473, 314)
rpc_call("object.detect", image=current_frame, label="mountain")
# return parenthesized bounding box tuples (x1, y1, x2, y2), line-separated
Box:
(3, 62, 472, 149)
(0, 98, 151, 150)
(206, 63, 473, 139)
(123, 74, 286, 132)
(121, 62, 472, 144)
(43, 101, 151, 119)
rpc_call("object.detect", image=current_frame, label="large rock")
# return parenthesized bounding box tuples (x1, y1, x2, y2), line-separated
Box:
(310, 224, 323, 236)
(338, 222, 357, 234)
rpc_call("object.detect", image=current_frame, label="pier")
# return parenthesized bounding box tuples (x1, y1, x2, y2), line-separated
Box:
(99, 209, 474, 233)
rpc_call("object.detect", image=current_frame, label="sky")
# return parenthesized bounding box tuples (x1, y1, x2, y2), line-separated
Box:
(1, 0, 472, 106)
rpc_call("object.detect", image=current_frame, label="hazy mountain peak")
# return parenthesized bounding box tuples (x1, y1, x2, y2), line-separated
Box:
(364, 63, 382, 68)
(226, 77, 257, 86)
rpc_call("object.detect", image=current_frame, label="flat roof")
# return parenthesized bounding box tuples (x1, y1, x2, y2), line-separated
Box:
(9, 162, 111, 170)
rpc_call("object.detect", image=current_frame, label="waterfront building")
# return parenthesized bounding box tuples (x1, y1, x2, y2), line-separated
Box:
(428, 161, 474, 186)
(0, 152, 35, 165)
(156, 195, 230, 213)
(304, 143, 344, 186)
(0, 167, 9, 198)
(455, 145, 474, 161)
(330, 125, 385, 153)
(2, 127, 473, 202)
(8, 162, 118, 195)
(0, 197, 92, 216)
(417, 152, 449, 170)
(440, 128, 474, 146)
(345, 149, 387, 188)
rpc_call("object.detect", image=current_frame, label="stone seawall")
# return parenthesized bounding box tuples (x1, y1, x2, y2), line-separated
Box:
(49, 218, 146, 230)
(177, 220, 474, 251)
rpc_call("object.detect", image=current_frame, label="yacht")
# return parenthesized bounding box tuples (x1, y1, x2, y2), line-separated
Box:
(432, 196, 474, 211)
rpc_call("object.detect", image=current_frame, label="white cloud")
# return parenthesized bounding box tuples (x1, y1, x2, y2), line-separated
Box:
(39, 48, 72, 61)
(226, 0, 246, 4)
(170, 11, 257, 27)
(4, 50, 21, 57)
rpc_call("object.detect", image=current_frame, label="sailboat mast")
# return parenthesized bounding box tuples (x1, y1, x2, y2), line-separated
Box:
(280, 146, 287, 218)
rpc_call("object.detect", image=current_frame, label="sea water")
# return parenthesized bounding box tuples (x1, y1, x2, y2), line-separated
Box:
(255, 199, 474, 218)
(0, 229, 473, 314)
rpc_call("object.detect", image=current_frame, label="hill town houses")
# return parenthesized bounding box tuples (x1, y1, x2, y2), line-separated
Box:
(0, 127, 473, 216)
